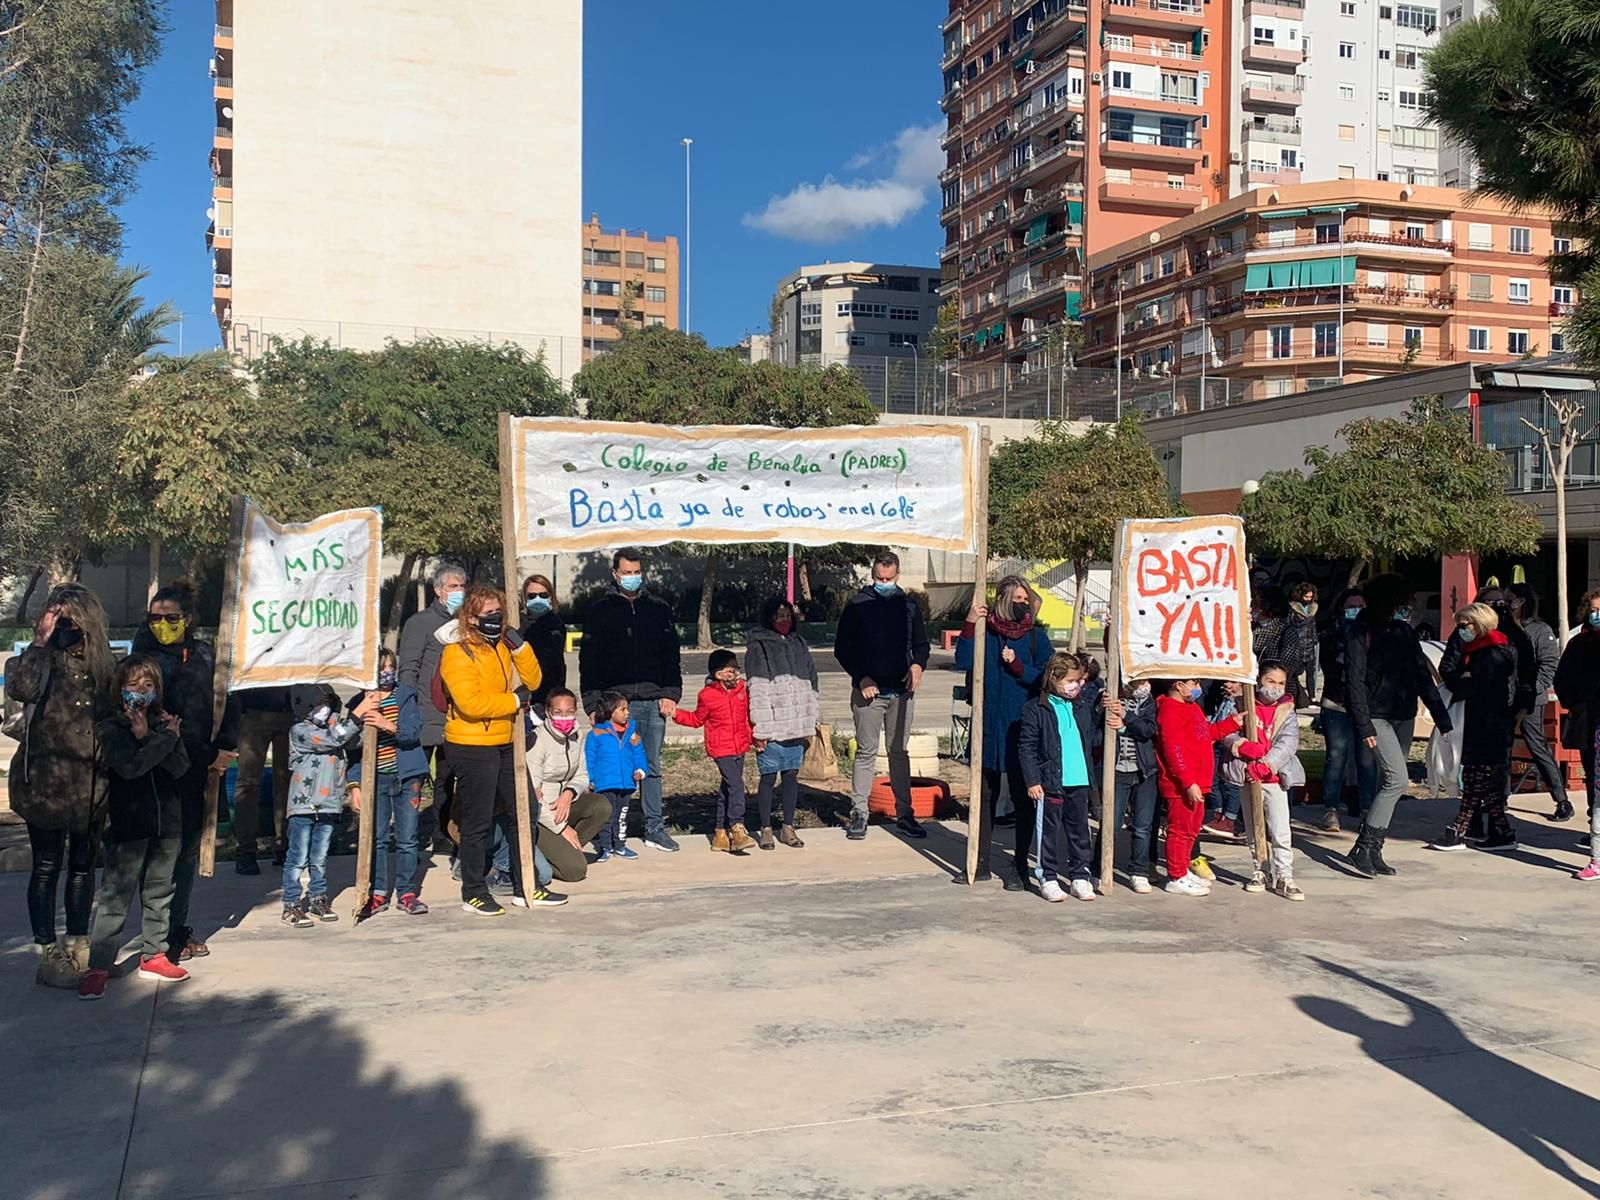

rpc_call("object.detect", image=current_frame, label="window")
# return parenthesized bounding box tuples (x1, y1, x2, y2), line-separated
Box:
(1338, 123, 1356, 141)
(848, 332, 870, 348)
(625, 251, 645, 269)
(1468, 327, 1489, 352)
(1377, 127, 1391, 143)
(1397, 90, 1433, 110)
(1367, 323, 1390, 347)
(1263, 377, 1295, 398)
(1339, 41, 1356, 59)
(1468, 223, 1492, 250)
(1509, 278, 1531, 304)
(1467, 273, 1492, 300)
(1160, 251, 1176, 277)
(1368, 270, 1389, 289)
(1111, 68, 1133, 90)
(1394, 47, 1418, 69)
(1316, 219, 1342, 244)
(1554, 236, 1573, 255)
(1393, 126, 1438, 150)
(582, 247, 620, 266)
(1553, 285, 1575, 306)
(1339, 164, 1356, 179)
(646, 314, 667, 327)
(1552, 330, 1567, 353)
(1395, 3, 1438, 30)
(583, 278, 620, 296)
(1252, 25, 1275, 47)
(647, 256, 667, 272)
(1380, 48, 1392, 61)
(1314, 322, 1340, 357)
(1339, 84, 1355, 101)
(1509, 226, 1532, 254)
(1341, 0, 1356, 12)
(1270, 325, 1293, 359)
(1377, 89, 1391, 102)
(888, 306, 920, 321)
(837, 301, 888, 318)
(1377, 171, 1391, 181)
(1404, 326, 1424, 352)
(1266, 220, 1296, 248)
(645, 286, 667, 303)
(799, 302, 821, 327)
(1380, 4, 1393, 16)
(888, 332, 919, 348)
(1508, 330, 1530, 354)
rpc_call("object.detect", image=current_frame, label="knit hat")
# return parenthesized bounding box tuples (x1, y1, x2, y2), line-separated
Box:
(708, 649, 738, 675)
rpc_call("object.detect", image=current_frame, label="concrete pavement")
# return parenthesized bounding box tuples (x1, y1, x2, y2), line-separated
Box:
(5, 791, 1599, 1198)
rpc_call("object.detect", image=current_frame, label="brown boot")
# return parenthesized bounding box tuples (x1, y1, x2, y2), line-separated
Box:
(728, 823, 757, 853)
(757, 828, 775, 851)
(64, 935, 90, 974)
(711, 828, 731, 853)
(778, 824, 805, 848)
(36, 941, 82, 990)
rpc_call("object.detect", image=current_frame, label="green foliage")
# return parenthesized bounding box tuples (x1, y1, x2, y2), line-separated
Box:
(1426, 0, 1600, 364)
(1239, 395, 1542, 567)
(925, 298, 959, 365)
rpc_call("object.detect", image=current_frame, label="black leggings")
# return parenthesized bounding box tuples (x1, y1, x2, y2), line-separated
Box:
(756, 769, 799, 828)
(27, 823, 96, 944)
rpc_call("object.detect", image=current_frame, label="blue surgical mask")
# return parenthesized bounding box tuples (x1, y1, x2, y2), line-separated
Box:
(121, 688, 155, 710)
(525, 595, 552, 615)
(1394, 607, 1412, 623)
(873, 581, 898, 597)
(1343, 607, 1362, 622)
(1588, 611, 1600, 630)
(444, 589, 465, 615)
(1187, 686, 1204, 703)
(618, 575, 644, 593)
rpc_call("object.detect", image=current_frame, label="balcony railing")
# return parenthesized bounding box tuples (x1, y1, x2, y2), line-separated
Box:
(1012, 180, 1086, 225)
(941, 80, 962, 110)
(214, 75, 233, 89)
(1105, 85, 1202, 106)
(1016, 139, 1086, 179)
(1240, 78, 1306, 103)
(1550, 301, 1577, 317)
(1104, 34, 1197, 58)
(1009, 274, 1083, 306)
(941, 40, 965, 70)
(1248, 228, 1455, 253)
(1013, 94, 1080, 139)
(1105, 129, 1201, 149)
(1242, 118, 1302, 143)
(1107, 0, 1204, 17)
(1209, 285, 1456, 317)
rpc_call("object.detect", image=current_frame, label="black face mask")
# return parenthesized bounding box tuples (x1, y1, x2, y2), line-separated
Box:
(53, 623, 84, 650)
(476, 614, 505, 643)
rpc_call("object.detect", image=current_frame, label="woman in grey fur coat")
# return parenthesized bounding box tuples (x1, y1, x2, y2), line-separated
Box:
(744, 596, 821, 849)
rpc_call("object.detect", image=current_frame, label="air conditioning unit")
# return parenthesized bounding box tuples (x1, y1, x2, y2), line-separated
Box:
(1023, 188, 1035, 203)
(1026, 60, 1036, 74)
(1091, 71, 1103, 84)
(1229, 150, 1241, 163)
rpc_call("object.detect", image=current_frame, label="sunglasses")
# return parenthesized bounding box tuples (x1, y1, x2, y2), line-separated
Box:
(147, 613, 184, 625)
(525, 590, 550, 599)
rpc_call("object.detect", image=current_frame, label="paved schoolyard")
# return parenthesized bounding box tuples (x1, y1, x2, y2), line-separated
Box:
(4, 788, 1598, 1199)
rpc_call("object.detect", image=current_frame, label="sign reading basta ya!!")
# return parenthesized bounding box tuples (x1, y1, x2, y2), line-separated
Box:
(1117, 515, 1255, 683)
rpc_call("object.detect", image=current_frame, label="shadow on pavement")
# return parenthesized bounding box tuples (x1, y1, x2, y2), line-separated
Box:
(1297, 958, 1600, 1198)
(1, 983, 548, 1200)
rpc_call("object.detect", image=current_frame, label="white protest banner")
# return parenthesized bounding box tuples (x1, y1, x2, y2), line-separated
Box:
(1117, 514, 1255, 683)
(504, 418, 980, 554)
(226, 501, 383, 691)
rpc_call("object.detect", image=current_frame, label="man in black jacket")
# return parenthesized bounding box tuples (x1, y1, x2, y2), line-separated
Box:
(1508, 583, 1571, 820)
(578, 548, 683, 852)
(397, 561, 467, 850)
(834, 551, 931, 841)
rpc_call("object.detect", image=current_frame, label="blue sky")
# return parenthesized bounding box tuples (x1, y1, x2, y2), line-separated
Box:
(118, 1, 946, 355)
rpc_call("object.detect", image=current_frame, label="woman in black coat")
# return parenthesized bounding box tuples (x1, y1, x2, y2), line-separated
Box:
(1427, 602, 1519, 853)
(518, 572, 567, 710)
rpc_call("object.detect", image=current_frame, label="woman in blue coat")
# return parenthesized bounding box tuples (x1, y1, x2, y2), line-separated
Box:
(956, 575, 1053, 888)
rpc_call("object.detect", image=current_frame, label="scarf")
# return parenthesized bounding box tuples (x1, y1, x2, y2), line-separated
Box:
(1462, 629, 1508, 662)
(987, 609, 1035, 642)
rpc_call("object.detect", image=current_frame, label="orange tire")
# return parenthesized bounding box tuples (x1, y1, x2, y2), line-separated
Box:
(867, 775, 951, 820)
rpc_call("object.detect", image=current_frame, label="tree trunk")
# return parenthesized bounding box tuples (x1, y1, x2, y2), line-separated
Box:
(45, 552, 75, 587)
(11, 182, 46, 373)
(696, 550, 718, 649)
(146, 537, 162, 605)
(385, 552, 417, 650)
(1070, 559, 1089, 653)
(798, 560, 813, 605)
(1345, 559, 1368, 589)
(11, 565, 41, 622)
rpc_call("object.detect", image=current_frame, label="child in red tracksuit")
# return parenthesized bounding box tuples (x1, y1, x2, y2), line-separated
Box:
(671, 649, 759, 853)
(1156, 677, 1240, 895)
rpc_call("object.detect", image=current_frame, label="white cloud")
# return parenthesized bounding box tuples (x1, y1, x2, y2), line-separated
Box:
(744, 123, 945, 244)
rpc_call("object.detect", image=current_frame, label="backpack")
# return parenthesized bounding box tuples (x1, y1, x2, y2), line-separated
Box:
(431, 658, 451, 718)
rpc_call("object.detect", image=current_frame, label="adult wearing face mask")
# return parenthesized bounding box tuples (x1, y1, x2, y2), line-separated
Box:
(6, 585, 116, 989)
(518, 573, 567, 710)
(527, 688, 613, 882)
(745, 596, 821, 851)
(437, 586, 542, 916)
(1344, 573, 1452, 878)
(398, 561, 469, 847)
(1285, 581, 1321, 707)
(577, 548, 683, 853)
(1507, 583, 1569, 822)
(835, 551, 932, 842)
(1554, 588, 1600, 878)
(1317, 588, 1377, 831)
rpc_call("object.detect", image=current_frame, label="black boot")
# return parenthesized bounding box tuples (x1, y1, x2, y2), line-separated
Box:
(1553, 798, 1576, 822)
(1347, 823, 1376, 877)
(1368, 825, 1397, 876)
(1465, 804, 1488, 844)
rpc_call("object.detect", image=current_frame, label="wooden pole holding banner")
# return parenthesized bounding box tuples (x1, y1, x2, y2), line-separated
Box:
(1097, 522, 1125, 896)
(351, 722, 378, 921)
(1241, 678, 1270, 871)
(498, 413, 540, 903)
(963, 427, 992, 885)
(199, 495, 247, 878)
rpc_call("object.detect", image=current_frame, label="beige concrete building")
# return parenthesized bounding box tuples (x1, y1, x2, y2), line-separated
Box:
(210, 1, 583, 379)
(581, 216, 680, 362)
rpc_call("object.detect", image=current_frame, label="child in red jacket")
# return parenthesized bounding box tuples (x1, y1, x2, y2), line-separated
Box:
(670, 649, 758, 853)
(1155, 677, 1240, 896)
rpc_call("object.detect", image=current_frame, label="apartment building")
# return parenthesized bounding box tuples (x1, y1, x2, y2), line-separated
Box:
(209, 1, 583, 378)
(1080, 181, 1573, 404)
(938, 0, 1232, 403)
(769, 263, 942, 364)
(581, 216, 680, 361)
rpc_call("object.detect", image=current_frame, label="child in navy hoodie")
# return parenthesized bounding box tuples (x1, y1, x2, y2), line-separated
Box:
(585, 690, 648, 862)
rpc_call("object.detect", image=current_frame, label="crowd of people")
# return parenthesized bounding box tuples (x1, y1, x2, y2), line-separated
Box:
(10, 551, 1600, 998)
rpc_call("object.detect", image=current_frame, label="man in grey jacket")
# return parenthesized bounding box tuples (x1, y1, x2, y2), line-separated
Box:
(396, 562, 467, 846)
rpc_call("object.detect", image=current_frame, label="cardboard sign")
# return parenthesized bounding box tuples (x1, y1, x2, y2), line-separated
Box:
(227, 501, 383, 691)
(503, 418, 980, 554)
(1117, 515, 1255, 683)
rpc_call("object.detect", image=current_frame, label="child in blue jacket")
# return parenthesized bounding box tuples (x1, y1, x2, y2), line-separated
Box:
(585, 690, 648, 862)
(283, 685, 361, 926)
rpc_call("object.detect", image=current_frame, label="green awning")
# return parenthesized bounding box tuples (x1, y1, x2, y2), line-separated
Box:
(1066, 291, 1082, 319)
(1309, 205, 1357, 214)
(1192, 29, 1204, 54)
(1260, 208, 1309, 219)
(1242, 256, 1356, 292)
(1267, 261, 1297, 289)
(991, 321, 1006, 340)
(1244, 264, 1271, 292)
(1338, 255, 1356, 284)
(1304, 258, 1336, 287)
(1027, 216, 1048, 245)
(1067, 200, 1084, 225)
(974, 328, 989, 347)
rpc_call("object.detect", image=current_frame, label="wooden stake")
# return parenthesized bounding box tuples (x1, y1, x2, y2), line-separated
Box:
(499, 413, 539, 901)
(351, 721, 378, 921)
(964, 427, 992, 886)
(199, 495, 246, 878)
(1097, 522, 1125, 896)
(1241, 695, 1269, 869)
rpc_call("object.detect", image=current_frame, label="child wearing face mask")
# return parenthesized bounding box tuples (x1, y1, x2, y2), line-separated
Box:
(586, 691, 648, 862)
(282, 686, 363, 927)
(1017, 653, 1098, 902)
(671, 649, 758, 853)
(1221, 662, 1304, 900)
(1154, 677, 1241, 896)
(1098, 678, 1160, 894)
(348, 650, 431, 918)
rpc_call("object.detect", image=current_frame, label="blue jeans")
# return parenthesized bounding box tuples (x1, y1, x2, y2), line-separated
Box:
(373, 774, 423, 898)
(492, 814, 553, 887)
(283, 813, 338, 906)
(630, 701, 667, 835)
(1207, 743, 1240, 820)
(1322, 708, 1378, 812)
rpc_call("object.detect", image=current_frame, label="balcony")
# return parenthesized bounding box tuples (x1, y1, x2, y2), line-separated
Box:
(939, 163, 960, 186)
(1104, 34, 1200, 62)
(214, 23, 233, 48)
(1013, 93, 1080, 139)
(1101, 129, 1202, 165)
(1243, 0, 1306, 18)
(1550, 301, 1577, 317)
(1245, 167, 1303, 187)
(1012, 180, 1086, 225)
(214, 125, 232, 147)
(1241, 40, 1306, 68)
(1009, 273, 1083, 310)
(1209, 285, 1455, 319)
(939, 242, 959, 263)
(1242, 117, 1301, 145)
(1105, 0, 1205, 32)
(1099, 177, 1205, 210)
(1015, 139, 1086, 184)
(941, 39, 965, 71)
(1018, 1, 1089, 56)
(941, 125, 962, 151)
(940, 79, 962, 111)
(1240, 77, 1306, 107)
(1249, 228, 1455, 254)
(1103, 83, 1203, 110)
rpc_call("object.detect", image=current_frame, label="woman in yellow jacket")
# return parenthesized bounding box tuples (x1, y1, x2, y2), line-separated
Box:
(437, 586, 542, 916)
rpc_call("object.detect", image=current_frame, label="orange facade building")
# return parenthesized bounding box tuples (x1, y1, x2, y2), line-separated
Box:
(581, 215, 680, 362)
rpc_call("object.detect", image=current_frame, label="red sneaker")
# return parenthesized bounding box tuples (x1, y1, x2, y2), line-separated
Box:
(1204, 816, 1238, 840)
(359, 893, 389, 919)
(79, 968, 109, 1001)
(138, 953, 191, 983)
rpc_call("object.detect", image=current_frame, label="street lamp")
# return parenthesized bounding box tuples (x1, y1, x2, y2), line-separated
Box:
(681, 137, 693, 333)
(587, 233, 597, 362)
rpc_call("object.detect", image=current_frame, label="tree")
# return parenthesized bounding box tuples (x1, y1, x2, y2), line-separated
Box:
(1425, 0, 1600, 364)
(1520, 393, 1600, 643)
(924, 298, 959, 412)
(574, 326, 878, 646)
(1239, 395, 1543, 586)
(993, 415, 1179, 650)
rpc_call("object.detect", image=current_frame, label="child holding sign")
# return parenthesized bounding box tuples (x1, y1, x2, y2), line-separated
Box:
(1220, 662, 1304, 901)
(1154, 677, 1240, 896)
(1017, 653, 1097, 903)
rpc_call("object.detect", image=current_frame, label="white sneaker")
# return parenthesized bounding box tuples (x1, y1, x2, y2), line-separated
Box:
(1244, 870, 1267, 893)
(1165, 873, 1209, 896)
(1040, 879, 1067, 903)
(1130, 874, 1152, 894)
(1069, 878, 1095, 902)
